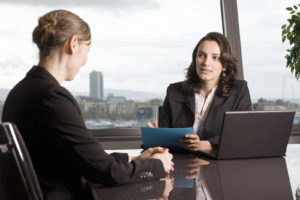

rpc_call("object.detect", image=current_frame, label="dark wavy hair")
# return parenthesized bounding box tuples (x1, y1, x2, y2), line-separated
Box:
(183, 32, 237, 96)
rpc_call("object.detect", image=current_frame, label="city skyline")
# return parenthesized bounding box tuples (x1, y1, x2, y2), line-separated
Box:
(0, 0, 300, 100)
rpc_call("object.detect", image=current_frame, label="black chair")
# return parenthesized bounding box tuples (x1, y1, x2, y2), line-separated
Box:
(158, 105, 163, 125)
(0, 122, 43, 200)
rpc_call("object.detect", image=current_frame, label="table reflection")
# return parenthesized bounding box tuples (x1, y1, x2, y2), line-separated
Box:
(91, 179, 171, 200)
(89, 152, 294, 200)
(199, 157, 293, 200)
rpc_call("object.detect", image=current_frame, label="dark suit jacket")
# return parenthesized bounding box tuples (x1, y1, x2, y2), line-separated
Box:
(159, 80, 252, 144)
(2, 66, 165, 194)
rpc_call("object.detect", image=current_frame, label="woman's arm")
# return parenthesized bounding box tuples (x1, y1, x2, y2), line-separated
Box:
(43, 86, 167, 186)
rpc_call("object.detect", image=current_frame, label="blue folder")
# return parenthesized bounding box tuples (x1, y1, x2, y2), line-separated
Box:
(171, 170, 195, 188)
(141, 127, 194, 149)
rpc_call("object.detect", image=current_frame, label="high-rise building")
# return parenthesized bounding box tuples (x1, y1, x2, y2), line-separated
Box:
(90, 70, 104, 100)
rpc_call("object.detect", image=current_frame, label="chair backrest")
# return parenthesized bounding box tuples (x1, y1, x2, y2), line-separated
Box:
(0, 122, 44, 200)
(158, 106, 163, 126)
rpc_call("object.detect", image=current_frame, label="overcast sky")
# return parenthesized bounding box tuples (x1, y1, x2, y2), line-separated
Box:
(0, 0, 299, 101)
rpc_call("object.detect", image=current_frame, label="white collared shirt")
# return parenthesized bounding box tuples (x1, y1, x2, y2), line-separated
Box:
(193, 87, 217, 135)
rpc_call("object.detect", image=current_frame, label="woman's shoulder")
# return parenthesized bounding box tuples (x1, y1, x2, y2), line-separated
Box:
(168, 81, 186, 90)
(233, 80, 249, 90)
(40, 82, 80, 120)
(234, 79, 248, 86)
(46, 83, 76, 104)
(167, 81, 187, 94)
(22, 66, 73, 99)
(22, 74, 77, 106)
(165, 81, 192, 102)
(229, 80, 249, 95)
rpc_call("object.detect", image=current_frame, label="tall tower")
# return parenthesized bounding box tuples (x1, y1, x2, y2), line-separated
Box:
(90, 71, 104, 100)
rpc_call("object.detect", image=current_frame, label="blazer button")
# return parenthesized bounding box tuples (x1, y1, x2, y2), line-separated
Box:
(146, 172, 153, 178)
(140, 171, 153, 179)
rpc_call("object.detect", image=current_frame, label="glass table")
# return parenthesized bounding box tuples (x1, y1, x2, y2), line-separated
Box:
(100, 144, 300, 200)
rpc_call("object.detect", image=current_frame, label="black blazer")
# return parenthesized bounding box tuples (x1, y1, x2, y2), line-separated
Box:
(159, 80, 252, 144)
(2, 66, 165, 194)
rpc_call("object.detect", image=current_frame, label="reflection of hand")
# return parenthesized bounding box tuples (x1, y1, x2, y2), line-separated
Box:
(150, 149, 174, 174)
(179, 134, 213, 152)
(184, 157, 210, 179)
(157, 176, 174, 200)
(147, 121, 158, 128)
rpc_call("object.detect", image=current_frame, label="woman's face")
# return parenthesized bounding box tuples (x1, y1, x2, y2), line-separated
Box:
(195, 40, 225, 86)
(77, 40, 91, 67)
(66, 39, 91, 81)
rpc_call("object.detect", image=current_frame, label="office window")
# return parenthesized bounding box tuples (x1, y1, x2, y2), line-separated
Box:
(0, 0, 222, 128)
(237, 0, 300, 134)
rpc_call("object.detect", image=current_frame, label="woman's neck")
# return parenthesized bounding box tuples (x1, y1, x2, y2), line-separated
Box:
(201, 81, 218, 98)
(38, 50, 67, 84)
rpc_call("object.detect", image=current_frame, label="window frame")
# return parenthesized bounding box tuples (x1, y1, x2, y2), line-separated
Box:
(92, 0, 300, 147)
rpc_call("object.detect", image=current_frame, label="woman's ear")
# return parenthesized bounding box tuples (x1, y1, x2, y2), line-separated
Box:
(67, 35, 78, 54)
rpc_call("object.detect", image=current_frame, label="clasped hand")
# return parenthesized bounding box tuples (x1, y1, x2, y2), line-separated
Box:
(130, 147, 174, 174)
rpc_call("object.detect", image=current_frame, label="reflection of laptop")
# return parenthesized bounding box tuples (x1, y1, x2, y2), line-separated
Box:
(202, 157, 293, 200)
(199, 111, 295, 159)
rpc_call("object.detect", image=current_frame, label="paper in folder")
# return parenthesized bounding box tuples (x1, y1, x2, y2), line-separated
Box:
(141, 127, 194, 149)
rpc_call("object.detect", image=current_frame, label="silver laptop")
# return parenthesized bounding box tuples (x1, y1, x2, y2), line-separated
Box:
(199, 111, 295, 159)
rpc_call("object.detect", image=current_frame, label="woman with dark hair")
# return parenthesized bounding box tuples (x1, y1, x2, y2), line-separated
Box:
(2, 9, 173, 198)
(148, 32, 252, 152)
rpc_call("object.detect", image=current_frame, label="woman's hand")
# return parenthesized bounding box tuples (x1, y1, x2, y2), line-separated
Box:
(146, 121, 158, 128)
(129, 148, 174, 174)
(179, 134, 213, 152)
(149, 149, 174, 174)
(134, 147, 167, 160)
(129, 147, 167, 162)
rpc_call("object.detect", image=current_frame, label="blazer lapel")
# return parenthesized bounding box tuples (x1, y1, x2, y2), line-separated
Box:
(184, 93, 195, 115)
(169, 86, 195, 114)
(210, 94, 226, 111)
(202, 94, 226, 137)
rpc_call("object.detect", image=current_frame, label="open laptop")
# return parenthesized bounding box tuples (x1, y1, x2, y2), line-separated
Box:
(198, 110, 295, 159)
